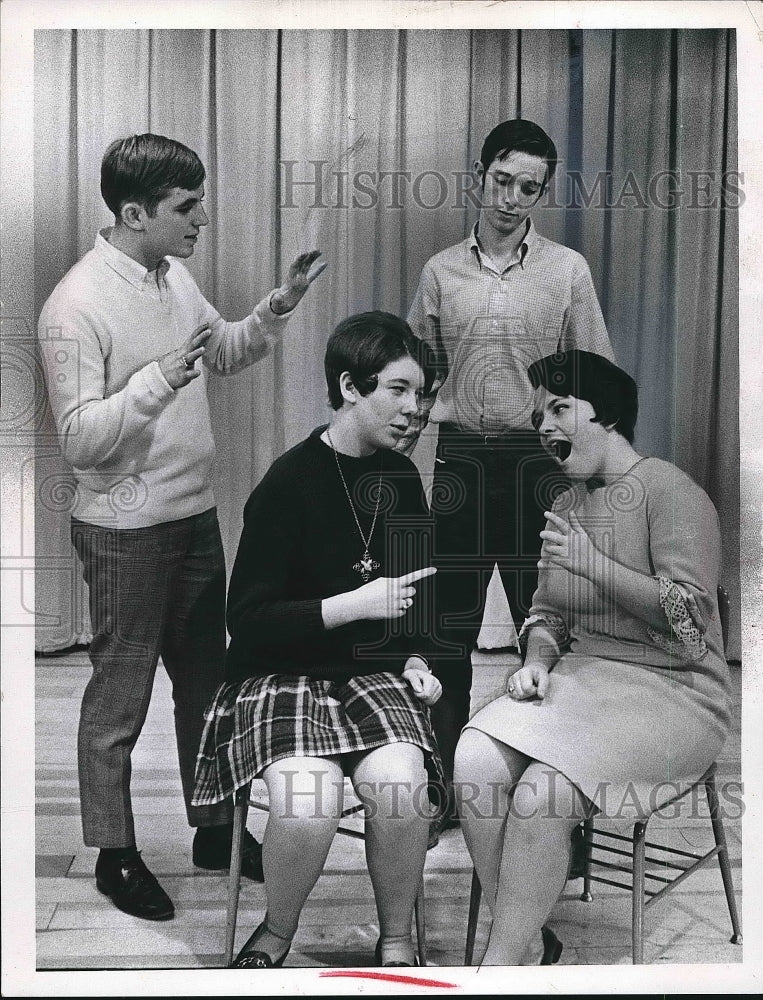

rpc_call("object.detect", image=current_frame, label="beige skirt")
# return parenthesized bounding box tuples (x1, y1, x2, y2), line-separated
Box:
(464, 653, 729, 819)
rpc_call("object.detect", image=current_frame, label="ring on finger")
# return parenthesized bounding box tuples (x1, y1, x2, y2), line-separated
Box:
(508, 684, 515, 693)
(182, 355, 195, 370)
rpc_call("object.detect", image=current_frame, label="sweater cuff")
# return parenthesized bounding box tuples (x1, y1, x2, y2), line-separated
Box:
(518, 612, 569, 658)
(132, 361, 176, 408)
(647, 577, 708, 660)
(268, 290, 297, 316)
(248, 293, 292, 354)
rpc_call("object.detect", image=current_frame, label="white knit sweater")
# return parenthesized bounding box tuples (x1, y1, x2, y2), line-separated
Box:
(38, 230, 291, 528)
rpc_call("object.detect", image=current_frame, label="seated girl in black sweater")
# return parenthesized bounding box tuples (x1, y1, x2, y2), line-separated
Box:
(193, 311, 442, 968)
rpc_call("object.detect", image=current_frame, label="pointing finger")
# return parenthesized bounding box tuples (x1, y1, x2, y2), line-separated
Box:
(398, 566, 437, 585)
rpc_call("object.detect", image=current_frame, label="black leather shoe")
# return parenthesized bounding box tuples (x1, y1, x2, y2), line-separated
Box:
(95, 850, 174, 921)
(232, 921, 291, 969)
(540, 924, 563, 965)
(427, 812, 444, 850)
(193, 827, 264, 882)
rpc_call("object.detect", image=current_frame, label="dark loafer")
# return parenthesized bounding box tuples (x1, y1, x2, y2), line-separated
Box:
(232, 922, 290, 969)
(95, 850, 174, 921)
(540, 924, 563, 965)
(193, 828, 264, 882)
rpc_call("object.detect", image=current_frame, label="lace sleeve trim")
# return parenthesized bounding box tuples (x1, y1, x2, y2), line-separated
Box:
(646, 577, 707, 660)
(518, 613, 570, 658)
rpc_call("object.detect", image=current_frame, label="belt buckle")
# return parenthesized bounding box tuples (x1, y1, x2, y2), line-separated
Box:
(481, 430, 501, 446)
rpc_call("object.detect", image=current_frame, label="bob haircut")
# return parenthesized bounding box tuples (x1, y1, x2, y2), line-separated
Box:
(324, 311, 437, 411)
(527, 350, 639, 444)
(101, 134, 205, 217)
(479, 119, 558, 187)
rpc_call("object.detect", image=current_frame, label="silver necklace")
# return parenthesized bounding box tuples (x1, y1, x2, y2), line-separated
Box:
(326, 428, 382, 581)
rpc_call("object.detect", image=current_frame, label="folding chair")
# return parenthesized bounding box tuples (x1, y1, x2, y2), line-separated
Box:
(224, 782, 428, 967)
(464, 585, 742, 965)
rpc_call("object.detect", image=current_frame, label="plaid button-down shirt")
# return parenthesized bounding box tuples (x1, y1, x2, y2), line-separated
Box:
(407, 221, 614, 433)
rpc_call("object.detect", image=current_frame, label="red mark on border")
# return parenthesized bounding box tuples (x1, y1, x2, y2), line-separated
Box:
(319, 970, 458, 988)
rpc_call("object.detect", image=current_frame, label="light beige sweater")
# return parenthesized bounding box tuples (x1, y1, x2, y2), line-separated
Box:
(38, 231, 291, 528)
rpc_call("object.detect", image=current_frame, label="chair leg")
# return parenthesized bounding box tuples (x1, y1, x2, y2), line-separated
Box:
(704, 768, 743, 944)
(414, 877, 428, 966)
(580, 817, 594, 903)
(631, 821, 647, 964)
(464, 868, 482, 966)
(224, 785, 250, 967)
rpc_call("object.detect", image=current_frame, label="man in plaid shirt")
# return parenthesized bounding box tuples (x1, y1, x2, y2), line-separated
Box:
(405, 119, 615, 834)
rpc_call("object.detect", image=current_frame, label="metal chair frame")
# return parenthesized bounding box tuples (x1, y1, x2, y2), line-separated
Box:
(225, 782, 428, 967)
(464, 585, 742, 965)
(577, 761, 742, 963)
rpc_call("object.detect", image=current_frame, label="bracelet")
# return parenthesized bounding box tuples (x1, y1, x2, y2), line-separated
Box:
(407, 655, 431, 673)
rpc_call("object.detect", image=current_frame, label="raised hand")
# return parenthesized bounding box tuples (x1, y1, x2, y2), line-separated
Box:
(270, 250, 327, 314)
(539, 509, 600, 581)
(158, 323, 212, 389)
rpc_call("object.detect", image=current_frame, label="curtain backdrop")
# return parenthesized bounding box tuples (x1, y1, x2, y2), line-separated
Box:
(34, 28, 740, 658)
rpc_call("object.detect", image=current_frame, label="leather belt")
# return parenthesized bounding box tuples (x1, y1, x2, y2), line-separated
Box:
(437, 422, 535, 447)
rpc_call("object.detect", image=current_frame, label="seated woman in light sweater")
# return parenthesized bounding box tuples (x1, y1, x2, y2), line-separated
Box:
(193, 311, 443, 968)
(455, 350, 732, 966)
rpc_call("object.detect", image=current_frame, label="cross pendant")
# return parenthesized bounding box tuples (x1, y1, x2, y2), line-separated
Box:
(353, 550, 380, 582)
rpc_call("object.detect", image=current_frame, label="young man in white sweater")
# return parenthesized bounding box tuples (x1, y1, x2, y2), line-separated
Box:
(38, 133, 326, 920)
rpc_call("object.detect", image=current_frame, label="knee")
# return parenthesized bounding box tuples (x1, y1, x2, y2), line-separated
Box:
(453, 730, 508, 817)
(353, 746, 428, 822)
(453, 728, 489, 784)
(266, 763, 344, 824)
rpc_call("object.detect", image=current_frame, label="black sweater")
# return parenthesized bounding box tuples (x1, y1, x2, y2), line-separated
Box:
(224, 426, 436, 685)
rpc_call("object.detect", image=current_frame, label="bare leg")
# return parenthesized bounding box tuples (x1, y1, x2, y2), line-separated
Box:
(482, 761, 589, 965)
(454, 728, 531, 915)
(349, 743, 429, 965)
(240, 756, 343, 962)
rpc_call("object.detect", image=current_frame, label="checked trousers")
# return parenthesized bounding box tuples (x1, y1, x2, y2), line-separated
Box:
(71, 507, 233, 847)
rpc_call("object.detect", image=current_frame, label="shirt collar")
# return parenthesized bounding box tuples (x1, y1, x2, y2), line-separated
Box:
(468, 218, 537, 271)
(95, 229, 171, 290)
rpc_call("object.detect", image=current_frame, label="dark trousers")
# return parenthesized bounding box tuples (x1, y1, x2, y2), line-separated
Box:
(71, 508, 232, 847)
(429, 428, 563, 781)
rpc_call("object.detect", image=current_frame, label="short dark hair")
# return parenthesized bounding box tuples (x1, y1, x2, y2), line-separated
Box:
(101, 134, 205, 217)
(527, 350, 638, 444)
(480, 119, 558, 187)
(324, 311, 437, 411)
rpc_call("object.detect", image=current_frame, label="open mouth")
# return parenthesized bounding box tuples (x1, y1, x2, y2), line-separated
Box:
(547, 439, 572, 463)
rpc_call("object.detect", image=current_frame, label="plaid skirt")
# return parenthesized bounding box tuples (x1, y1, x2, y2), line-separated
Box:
(192, 671, 445, 806)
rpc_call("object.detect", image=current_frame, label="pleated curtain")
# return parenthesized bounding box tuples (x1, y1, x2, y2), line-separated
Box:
(33, 28, 740, 657)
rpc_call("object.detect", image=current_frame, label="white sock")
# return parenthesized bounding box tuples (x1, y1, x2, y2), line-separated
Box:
(379, 933, 415, 966)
